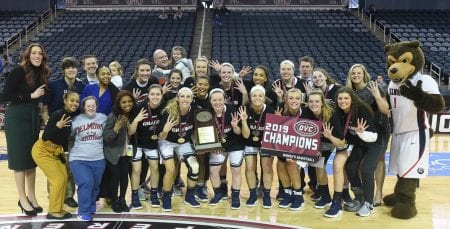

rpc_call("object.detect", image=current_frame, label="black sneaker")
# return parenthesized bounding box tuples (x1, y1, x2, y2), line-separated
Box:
(278, 194, 292, 208)
(342, 188, 352, 205)
(150, 192, 160, 208)
(131, 192, 143, 210)
(246, 189, 258, 207)
(119, 198, 130, 212)
(64, 197, 78, 208)
(231, 194, 241, 210)
(184, 189, 200, 208)
(311, 191, 321, 202)
(314, 194, 332, 209)
(324, 201, 342, 218)
(195, 184, 208, 202)
(162, 192, 172, 212)
(262, 194, 272, 209)
(220, 182, 229, 200)
(289, 194, 305, 211)
(111, 200, 122, 213)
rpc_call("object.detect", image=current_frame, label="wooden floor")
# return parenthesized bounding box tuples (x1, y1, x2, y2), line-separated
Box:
(0, 131, 449, 228)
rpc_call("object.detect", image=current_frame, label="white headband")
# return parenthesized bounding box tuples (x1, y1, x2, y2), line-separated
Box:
(209, 88, 225, 98)
(250, 85, 266, 95)
(177, 87, 193, 96)
(220, 62, 235, 73)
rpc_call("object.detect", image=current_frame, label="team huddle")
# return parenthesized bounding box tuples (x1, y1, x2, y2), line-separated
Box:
(3, 41, 442, 221)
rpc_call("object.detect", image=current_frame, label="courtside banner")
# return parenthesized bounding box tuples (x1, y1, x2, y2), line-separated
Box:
(261, 114, 322, 162)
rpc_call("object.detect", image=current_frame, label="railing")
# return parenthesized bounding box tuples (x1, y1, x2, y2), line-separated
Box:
(4, 6, 56, 56)
(67, 0, 343, 7)
(365, 10, 445, 84)
(430, 63, 442, 86)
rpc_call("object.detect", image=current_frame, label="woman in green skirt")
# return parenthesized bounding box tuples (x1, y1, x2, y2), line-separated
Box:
(4, 43, 50, 216)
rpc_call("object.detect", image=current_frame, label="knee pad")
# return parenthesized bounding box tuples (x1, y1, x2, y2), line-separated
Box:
(186, 156, 199, 181)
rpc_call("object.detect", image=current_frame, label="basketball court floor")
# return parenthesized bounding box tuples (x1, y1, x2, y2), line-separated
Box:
(0, 132, 449, 228)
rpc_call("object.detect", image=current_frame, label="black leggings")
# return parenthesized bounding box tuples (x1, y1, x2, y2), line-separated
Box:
(345, 141, 384, 204)
(106, 156, 130, 199)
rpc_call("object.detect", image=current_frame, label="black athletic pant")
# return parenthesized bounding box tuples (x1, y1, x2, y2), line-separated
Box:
(106, 156, 130, 199)
(345, 140, 384, 204)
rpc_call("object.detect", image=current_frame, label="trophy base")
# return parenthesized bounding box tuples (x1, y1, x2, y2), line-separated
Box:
(194, 142, 223, 154)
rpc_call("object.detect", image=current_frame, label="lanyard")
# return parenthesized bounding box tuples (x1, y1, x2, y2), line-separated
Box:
(253, 105, 266, 132)
(343, 111, 353, 136)
(147, 103, 158, 138)
(214, 109, 225, 138)
(178, 115, 185, 137)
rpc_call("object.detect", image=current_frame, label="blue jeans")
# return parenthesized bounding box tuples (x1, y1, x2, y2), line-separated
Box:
(70, 159, 105, 215)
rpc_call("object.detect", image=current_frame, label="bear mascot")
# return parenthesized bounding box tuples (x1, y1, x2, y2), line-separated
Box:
(383, 40, 445, 219)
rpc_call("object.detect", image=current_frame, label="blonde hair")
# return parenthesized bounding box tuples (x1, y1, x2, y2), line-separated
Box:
(312, 67, 336, 86)
(283, 88, 303, 115)
(280, 60, 295, 69)
(308, 89, 334, 122)
(193, 56, 210, 81)
(109, 61, 123, 76)
(163, 87, 193, 122)
(219, 62, 235, 74)
(345, 64, 371, 89)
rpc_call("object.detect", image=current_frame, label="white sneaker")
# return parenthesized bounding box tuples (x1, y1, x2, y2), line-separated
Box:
(138, 188, 149, 201)
(357, 201, 374, 217)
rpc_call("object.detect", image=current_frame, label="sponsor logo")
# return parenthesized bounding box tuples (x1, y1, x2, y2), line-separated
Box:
(293, 120, 320, 137)
(417, 167, 425, 174)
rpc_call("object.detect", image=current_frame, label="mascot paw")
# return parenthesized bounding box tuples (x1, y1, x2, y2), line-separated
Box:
(391, 202, 417, 219)
(400, 80, 424, 101)
(383, 193, 398, 207)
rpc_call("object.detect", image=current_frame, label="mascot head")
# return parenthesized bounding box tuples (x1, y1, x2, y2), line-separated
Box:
(384, 40, 425, 83)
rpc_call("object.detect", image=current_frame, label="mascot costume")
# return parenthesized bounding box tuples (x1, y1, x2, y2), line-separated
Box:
(383, 40, 445, 219)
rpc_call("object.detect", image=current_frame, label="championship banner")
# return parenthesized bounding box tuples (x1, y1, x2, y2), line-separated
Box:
(430, 112, 450, 134)
(261, 113, 322, 163)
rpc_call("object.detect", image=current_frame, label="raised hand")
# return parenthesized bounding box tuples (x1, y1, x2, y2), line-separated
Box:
(238, 106, 248, 121)
(115, 114, 129, 130)
(132, 88, 142, 100)
(275, 106, 283, 116)
(231, 112, 240, 128)
(191, 85, 198, 96)
(162, 82, 173, 95)
(239, 66, 253, 78)
(234, 78, 248, 94)
(163, 115, 178, 132)
(56, 114, 71, 129)
(355, 118, 369, 133)
(303, 81, 313, 95)
(368, 81, 381, 98)
(31, 84, 46, 99)
(272, 81, 284, 99)
(209, 59, 221, 72)
(133, 108, 148, 123)
(322, 122, 334, 139)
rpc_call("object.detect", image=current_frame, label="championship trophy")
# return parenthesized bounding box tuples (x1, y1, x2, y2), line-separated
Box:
(194, 109, 223, 154)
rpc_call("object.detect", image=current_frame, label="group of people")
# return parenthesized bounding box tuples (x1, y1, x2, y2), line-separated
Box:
(4, 42, 393, 222)
(158, 6, 184, 20)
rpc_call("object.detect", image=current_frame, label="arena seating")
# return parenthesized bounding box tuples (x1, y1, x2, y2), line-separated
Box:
(19, 10, 195, 81)
(372, 10, 450, 81)
(212, 10, 387, 83)
(0, 11, 40, 51)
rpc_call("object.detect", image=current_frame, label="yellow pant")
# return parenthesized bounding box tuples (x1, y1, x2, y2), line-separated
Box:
(32, 139, 67, 213)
